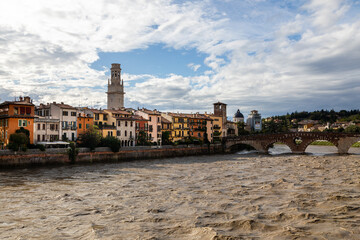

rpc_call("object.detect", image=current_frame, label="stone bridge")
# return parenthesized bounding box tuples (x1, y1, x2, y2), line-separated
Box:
(224, 132, 360, 154)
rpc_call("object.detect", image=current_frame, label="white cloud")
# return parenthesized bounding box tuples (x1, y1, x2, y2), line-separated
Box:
(0, 0, 360, 117)
(187, 63, 201, 72)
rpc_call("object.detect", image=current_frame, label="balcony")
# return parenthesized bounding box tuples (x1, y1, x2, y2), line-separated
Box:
(213, 126, 221, 130)
(98, 125, 116, 130)
(71, 126, 77, 130)
(62, 126, 70, 130)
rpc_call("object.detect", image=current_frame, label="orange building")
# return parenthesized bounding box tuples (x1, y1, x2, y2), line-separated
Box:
(77, 108, 94, 137)
(188, 114, 208, 140)
(0, 96, 35, 148)
(77, 115, 94, 136)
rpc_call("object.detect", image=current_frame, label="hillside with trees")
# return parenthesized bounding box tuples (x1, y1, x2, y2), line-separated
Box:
(262, 109, 360, 133)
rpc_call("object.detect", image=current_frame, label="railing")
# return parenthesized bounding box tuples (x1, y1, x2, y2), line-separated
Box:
(98, 125, 116, 130)
(213, 126, 221, 130)
(62, 126, 70, 130)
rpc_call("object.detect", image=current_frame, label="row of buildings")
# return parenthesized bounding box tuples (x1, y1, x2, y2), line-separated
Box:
(0, 98, 245, 148)
(0, 63, 261, 149)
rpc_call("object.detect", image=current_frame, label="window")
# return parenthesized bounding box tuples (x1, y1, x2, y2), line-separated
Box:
(117, 131, 120, 136)
(26, 107, 31, 115)
(14, 107, 18, 115)
(149, 117, 152, 121)
(95, 114, 99, 120)
(130, 131, 132, 138)
(37, 135, 41, 142)
(42, 135, 45, 141)
(157, 117, 160, 122)
(103, 115, 108, 121)
(20, 107, 25, 115)
(71, 133, 75, 141)
(125, 131, 127, 136)
(18, 120, 27, 127)
(117, 121, 121, 127)
(130, 121, 133, 127)
(79, 123, 82, 129)
(125, 121, 128, 127)
(71, 112, 76, 116)
(63, 111, 68, 116)
(42, 124, 45, 130)
(37, 124, 41, 130)
(5, 119, 8, 127)
(86, 124, 89, 129)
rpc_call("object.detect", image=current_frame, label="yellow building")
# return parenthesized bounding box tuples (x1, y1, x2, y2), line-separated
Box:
(206, 114, 223, 142)
(166, 113, 189, 142)
(90, 109, 116, 137)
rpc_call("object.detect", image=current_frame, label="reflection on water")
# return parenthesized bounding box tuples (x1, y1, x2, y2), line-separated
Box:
(1, 153, 360, 239)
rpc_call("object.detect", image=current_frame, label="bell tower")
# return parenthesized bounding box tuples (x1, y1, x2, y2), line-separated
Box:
(107, 63, 125, 109)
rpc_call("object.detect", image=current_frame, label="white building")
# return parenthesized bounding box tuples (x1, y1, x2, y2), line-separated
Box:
(36, 102, 78, 141)
(33, 116, 60, 143)
(246, 110, 262, 132)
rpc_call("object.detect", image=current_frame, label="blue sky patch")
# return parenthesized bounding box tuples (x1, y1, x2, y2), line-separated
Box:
(288, 34, 302, 41)
(91, 44, 211, 78)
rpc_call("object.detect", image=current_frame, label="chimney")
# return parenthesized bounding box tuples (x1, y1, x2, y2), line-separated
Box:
(53, 102, 56, 104)
(19, 96, 23, 101)
(61, 102, 64, 104)
(24, 96, 31, 103)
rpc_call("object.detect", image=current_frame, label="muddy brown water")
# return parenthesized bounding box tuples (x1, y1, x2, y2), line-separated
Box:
(1, 146, 360, 239)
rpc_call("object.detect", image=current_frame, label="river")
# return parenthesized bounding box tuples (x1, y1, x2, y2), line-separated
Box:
(1, 146, 360, 239)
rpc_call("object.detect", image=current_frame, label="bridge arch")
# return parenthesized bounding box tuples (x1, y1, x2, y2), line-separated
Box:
(264, 139, 295, 153)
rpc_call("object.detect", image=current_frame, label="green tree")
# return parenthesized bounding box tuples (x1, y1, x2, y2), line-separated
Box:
(137, 130, 150, 146)
(68, 142, 79, 163)
(78, 126, 102, 150)
(345, 125, 360, 133)
(161, 131, 172, 145)
(8, 133, 28, 151)
(101, 136, 121, 152)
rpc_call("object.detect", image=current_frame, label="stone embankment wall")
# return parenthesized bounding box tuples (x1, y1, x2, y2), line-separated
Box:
(0, 144, 223, 168)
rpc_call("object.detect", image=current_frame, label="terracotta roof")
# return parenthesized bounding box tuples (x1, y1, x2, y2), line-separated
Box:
(138, 108, 161, 115)
(132, 115, 149, 121)
(0, 100, 34, 107)
(88, 109, 107, 114)
(161, 117, 172, 124)
(52, 102, 77, 110)
(213, 101, 227, 105)
(105, 109, 131, 115)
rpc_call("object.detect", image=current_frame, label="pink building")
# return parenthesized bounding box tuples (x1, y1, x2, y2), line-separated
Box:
(135, 108, 162, 144)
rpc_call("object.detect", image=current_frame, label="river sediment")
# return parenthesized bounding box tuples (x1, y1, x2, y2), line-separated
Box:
(1, 150, 360, 239)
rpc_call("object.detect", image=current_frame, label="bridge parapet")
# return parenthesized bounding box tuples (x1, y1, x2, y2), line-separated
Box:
(224, 132, 360, 154)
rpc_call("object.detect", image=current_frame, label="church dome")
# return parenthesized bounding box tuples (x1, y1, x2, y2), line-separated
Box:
(234, 109, 244, 118)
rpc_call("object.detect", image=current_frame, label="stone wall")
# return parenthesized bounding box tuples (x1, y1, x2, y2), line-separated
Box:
(0, 144, 223, 168)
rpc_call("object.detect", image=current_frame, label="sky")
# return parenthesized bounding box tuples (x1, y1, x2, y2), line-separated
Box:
(1, 0, 360, 119)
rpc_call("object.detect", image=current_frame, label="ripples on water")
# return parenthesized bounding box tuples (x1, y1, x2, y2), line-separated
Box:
(1, 147, 360, 239)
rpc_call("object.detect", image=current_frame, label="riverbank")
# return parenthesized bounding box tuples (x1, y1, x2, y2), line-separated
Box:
(0, 144, 223, 169)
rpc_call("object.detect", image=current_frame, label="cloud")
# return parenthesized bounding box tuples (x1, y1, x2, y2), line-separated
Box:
(0, 0, 360, 118)
(187, 63, 201, 72)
